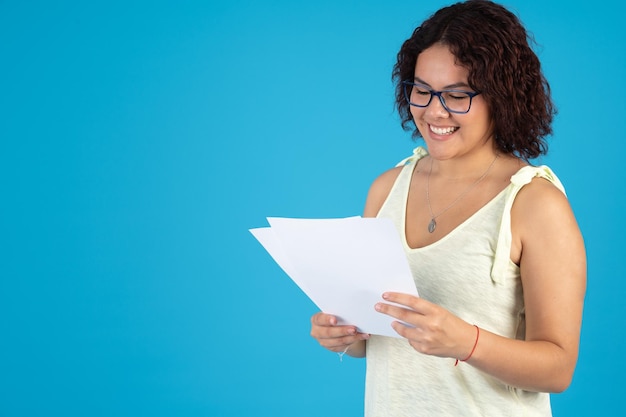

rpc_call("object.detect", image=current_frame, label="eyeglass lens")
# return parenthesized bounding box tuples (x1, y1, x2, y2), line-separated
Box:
(404, 83, 474, 113)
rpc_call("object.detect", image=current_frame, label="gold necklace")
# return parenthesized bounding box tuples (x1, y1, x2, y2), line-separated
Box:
(426, 154, 499, 233)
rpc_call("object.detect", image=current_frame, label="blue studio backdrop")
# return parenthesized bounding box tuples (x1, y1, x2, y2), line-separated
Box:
(1, 0, 624, 416)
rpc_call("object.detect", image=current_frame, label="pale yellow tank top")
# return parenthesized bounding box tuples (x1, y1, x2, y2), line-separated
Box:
(364, 147, 565, 417)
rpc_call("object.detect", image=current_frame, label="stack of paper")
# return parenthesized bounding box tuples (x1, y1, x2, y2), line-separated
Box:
(250, 217, 418, 338)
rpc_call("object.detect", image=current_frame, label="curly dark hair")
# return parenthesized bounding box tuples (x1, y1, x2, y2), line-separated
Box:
(392, 0, 555, 159)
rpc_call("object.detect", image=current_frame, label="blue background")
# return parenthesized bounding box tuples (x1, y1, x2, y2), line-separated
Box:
(1, 0, 623, 416)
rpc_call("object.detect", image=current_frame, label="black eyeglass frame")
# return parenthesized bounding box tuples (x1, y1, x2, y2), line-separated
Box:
(402, 81, 481, 114)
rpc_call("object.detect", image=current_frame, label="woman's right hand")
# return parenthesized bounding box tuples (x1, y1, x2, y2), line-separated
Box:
(310, 312, 369, 358)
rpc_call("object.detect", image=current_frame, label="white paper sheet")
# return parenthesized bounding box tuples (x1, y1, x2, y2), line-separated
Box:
(250, 216, 418, 338)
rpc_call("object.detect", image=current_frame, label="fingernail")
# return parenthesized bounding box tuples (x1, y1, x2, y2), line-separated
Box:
(375, 303, 382, 312)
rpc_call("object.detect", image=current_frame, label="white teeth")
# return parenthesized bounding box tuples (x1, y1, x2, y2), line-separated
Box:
(430, 125, 458, 135)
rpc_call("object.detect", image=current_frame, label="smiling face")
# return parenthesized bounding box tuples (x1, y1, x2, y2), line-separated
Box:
(411, 43, 494, 160)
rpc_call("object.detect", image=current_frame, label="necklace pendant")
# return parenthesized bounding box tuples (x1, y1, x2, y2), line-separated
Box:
(428, 218, 437, 233)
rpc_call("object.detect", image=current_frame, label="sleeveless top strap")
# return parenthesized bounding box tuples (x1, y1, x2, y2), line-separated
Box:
(490, 165, 567, 283)
(395, 146, 429, 167)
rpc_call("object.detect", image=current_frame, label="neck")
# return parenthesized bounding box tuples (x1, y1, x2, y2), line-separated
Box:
(428, 148, 499, 179)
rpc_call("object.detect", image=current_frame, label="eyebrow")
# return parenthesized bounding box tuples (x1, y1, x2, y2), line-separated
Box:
(413, 76, 471, 89)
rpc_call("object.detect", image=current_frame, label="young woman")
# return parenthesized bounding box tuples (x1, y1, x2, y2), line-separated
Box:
(310, 1, 586, 415)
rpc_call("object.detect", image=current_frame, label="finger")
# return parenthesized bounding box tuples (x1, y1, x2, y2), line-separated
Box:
(310, 321, 367, 346)
(376, 306, 422, 345)
(390, 320, 416, 339)
(375, 301, 421, 323)
(382, 292, 433, 314)
(321, 334, 369, 352)
(311, 312, 337, 327)
(310, 313, 363, 340)
(311, 321, 359, 340)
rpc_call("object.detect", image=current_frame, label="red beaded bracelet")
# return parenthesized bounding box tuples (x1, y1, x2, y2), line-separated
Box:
(455, 325, 480, 366)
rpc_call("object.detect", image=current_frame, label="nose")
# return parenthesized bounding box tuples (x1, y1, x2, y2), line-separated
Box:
(425, 93, 450, 118)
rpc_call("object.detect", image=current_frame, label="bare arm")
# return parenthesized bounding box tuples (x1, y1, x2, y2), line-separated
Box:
(362, 167, 404, 217)
(470, 178, 586, 391)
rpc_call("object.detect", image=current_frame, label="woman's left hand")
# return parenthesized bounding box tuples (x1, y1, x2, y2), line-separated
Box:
(375, 292, 477, 361)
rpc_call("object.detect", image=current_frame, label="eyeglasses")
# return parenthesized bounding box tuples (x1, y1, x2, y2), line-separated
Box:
(402, 81, 481, 114)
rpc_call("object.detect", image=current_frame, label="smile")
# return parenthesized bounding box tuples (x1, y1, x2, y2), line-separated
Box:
(429, 125, 458, 135)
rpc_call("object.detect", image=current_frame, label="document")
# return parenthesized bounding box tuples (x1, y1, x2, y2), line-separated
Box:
(250, 217, 418, 338)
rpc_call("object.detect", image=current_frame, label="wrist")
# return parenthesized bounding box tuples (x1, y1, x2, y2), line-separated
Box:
(455, 325, 480, 366)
